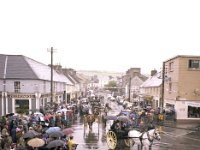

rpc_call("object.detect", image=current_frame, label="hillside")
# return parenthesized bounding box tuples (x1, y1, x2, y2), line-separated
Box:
(77, 70, 124, 77)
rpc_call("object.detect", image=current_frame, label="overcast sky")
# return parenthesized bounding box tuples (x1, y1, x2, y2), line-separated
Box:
(0, 0, 200, 74)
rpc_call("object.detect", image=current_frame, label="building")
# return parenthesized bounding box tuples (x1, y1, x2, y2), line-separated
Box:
(122, 68, 148, 102)
(140, 70, 162, 108)
(164, 55, 200, 121)
(0, 54, 73, 116)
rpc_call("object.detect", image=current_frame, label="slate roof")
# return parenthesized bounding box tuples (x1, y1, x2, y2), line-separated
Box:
(62, 69, 80, 85)
(0, 54, 73, 85)
(140, 72, 162, 88)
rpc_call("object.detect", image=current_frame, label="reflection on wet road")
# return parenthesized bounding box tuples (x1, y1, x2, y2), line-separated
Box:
(70, 101, 200, 150)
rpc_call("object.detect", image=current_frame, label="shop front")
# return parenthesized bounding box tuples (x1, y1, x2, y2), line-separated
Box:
(15, 99, 29, 115)
(187, 102, 200, 118)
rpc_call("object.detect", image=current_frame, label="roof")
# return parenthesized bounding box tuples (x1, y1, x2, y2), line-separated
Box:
(76, 73, 90, 83)
(164, 55, 200, 63)
(0, 54, 73, 85)
(140, 72, 162, 88)
(0, 54, 38, 79)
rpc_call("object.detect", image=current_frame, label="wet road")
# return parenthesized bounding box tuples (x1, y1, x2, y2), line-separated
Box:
(70, 101, 200, 150)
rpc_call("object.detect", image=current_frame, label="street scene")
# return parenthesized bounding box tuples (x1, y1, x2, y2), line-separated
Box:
(1, 1, 200, 150)
(0, 88, 200, 150)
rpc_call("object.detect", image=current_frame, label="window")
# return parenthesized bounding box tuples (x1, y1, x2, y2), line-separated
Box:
(169, 62, 174, 71)
(165, 67, 168, 74)
(188, 106, 200, 118)
(14, 81, 20, 93)
(168, 82, 172, 93)
(189, 60, 200, 69)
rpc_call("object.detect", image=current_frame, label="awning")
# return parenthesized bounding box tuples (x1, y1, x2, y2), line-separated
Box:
(187, 102, 200, 108)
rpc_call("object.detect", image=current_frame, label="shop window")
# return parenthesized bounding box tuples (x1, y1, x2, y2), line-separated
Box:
(188, 106, 200, 118)
(14, 81, 20, 93)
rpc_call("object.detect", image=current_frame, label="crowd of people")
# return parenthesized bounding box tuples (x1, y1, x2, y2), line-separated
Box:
(0, 102, 79, 150)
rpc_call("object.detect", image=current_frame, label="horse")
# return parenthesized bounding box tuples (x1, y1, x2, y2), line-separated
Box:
(85, 114, 95, 130)
(128, 128, 161, 150)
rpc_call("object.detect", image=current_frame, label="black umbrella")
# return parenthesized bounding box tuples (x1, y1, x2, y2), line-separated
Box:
(23, 130, 40, 139)
(46, 140, 65, 148)
(6, 113, 14, 117)
(49, 131, 64, 138)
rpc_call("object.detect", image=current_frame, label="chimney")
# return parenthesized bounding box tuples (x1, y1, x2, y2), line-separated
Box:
(151, 69, 157, 76)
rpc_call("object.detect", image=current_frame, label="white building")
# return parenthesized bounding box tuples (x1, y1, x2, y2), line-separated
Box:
(140, 71, 162, 108)
(0, 54, 73, 116)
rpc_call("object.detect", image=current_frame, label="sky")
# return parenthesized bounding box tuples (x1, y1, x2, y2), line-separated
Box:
(0, 0, 200, 74)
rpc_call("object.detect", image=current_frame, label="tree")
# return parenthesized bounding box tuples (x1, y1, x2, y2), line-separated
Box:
(104, 81, 117, 92)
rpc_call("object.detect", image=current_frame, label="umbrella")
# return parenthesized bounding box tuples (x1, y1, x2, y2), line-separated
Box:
(34, 112, 44, 117)
(49, 131, 64, 138)
(61, 108, 68, 112)
(45, 127, 61, 134)
(62, 128, 74, 135)
(6, 113, 14, 117)
(117, 115, 129, 122)
(105, 115, 118, 120)
(27, 138, 45, 148)
(46, 140, 65, 148)
(10, 115, 18, 120)
(23, 130, 40, 139)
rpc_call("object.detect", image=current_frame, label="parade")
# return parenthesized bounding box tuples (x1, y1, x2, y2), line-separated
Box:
(1, 1, 200, 149)
(0, 90, 165, 150)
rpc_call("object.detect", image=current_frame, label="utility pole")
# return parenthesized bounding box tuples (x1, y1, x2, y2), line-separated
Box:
(47, 47, 56, 104)
(161, 61, 165, 109)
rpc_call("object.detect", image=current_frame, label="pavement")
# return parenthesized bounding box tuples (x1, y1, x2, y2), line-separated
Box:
(163, 120, 200, 131)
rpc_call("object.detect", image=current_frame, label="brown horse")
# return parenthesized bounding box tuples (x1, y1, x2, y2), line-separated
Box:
(86, 114, 95, 130)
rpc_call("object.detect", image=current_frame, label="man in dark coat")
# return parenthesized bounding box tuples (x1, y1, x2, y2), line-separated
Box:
(11, 125, 17, 143)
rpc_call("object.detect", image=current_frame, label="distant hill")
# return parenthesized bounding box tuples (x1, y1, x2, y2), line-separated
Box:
(77, 70, 124, 77)
(77, 70, 124, 87)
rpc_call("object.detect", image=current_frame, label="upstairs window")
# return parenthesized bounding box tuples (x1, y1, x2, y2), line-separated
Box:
(169, 62, 174, 71)
(168, 82, 172, 93)
(14, 81, 20, 93)
(189, 60, 200, 69)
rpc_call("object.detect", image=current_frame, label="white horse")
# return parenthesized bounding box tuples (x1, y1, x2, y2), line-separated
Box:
(128, 128, 161, 150)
